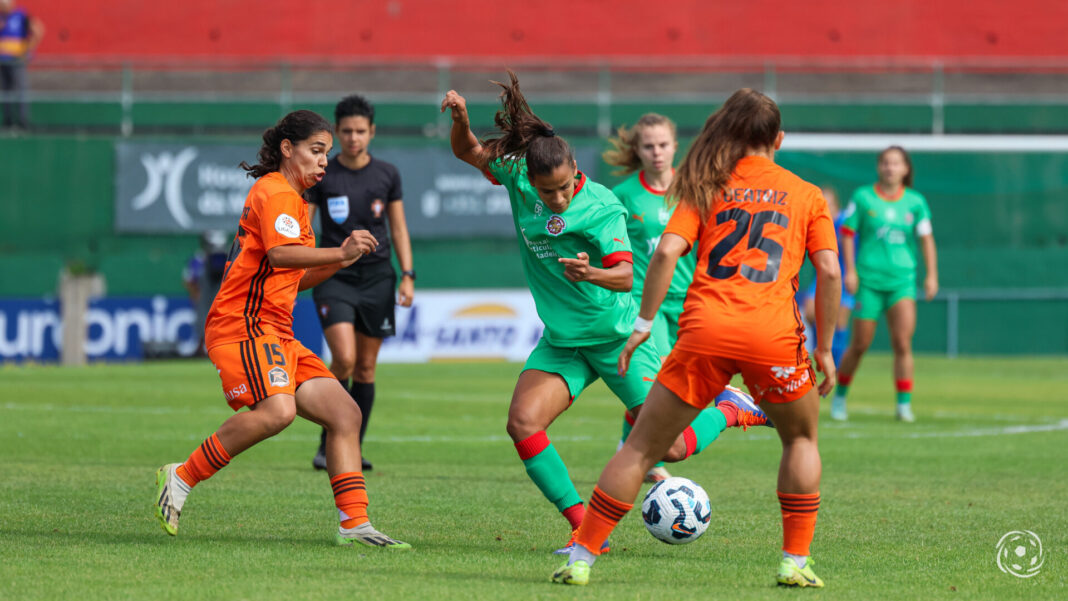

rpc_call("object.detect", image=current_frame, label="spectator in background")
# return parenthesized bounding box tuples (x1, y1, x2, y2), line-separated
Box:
(0, 0, 44, 131)
(183, 230, 230, 355)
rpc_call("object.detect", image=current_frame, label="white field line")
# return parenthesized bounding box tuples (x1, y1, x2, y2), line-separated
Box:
(4, 401, 1066, 443)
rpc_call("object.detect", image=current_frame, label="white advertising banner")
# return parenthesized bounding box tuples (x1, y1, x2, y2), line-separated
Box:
(327, 289, 543, 364)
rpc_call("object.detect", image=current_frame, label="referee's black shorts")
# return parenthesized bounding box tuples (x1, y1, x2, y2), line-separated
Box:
(312, 260, 397, 339)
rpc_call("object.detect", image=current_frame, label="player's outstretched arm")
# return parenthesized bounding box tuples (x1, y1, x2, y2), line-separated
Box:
(812, 248, 842, 396)
(441, 90, 489, 169)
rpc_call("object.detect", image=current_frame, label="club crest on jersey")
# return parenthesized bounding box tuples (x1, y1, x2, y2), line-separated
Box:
(267, 367, 290, 387)
(372, 198, 385, 219)
(327, 196, 349, 224)
(905, 212, 915, 225)
(274, 213, 300, 238)
(546, 215, 566, 236)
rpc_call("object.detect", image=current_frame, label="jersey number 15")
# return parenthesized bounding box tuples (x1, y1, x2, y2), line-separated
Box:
(707, 208, 789, 284)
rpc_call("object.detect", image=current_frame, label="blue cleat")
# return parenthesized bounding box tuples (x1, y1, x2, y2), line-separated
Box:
(715, 385, 773, 429)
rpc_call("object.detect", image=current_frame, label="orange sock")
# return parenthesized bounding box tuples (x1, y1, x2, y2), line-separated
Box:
(575, 486, 633, 556)
(331, 472, 369, 528)
(175, 433, 231, 487)
(778, 491, 820, 556)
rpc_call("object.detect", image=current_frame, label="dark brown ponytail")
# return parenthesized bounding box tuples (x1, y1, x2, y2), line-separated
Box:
(481, 70, 574, 177)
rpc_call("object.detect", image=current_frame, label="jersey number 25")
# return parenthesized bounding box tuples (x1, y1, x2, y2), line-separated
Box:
(707, 208, 789, 284)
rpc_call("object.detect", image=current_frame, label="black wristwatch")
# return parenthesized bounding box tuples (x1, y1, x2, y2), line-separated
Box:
(401, 270, 416, 280)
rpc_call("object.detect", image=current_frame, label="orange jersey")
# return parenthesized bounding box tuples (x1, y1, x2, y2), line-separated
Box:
(205, 172, 315, 349)
(664, 156, 837, 364)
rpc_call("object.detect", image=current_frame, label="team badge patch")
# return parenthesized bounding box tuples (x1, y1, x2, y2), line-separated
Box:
(546, 215, 566, 236)
(327, 196, 349, 224)
(268, 367, 290, 387)
(275, 213, 300, 238)
(371, 198, 385, 219)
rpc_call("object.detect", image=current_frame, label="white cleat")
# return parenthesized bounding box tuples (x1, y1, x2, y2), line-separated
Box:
(830, 396, 848, 421)
(644, 465, 672, 483)
(336, 522, 412, 549)
(155, 463, 187, 536)
(896, 404, 916, 423)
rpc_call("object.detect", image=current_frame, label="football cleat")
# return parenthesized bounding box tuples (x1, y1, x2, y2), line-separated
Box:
(715, 386, 772, 429)
(777, 556, 824, 588)
(644, 465, 672, 483)
(830, 396, 848, 421)
(551, 560, 590, 586)
(335, 522, 411, 549)
(553, 530, 610, 555)
(896, 403, 915, 423)
(155, 463, 184, 536)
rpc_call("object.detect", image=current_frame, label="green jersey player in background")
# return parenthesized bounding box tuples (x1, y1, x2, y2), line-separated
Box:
(440, 72, 766, 554)
(833, 146, 939, 422)
(603, 113, 696, 483)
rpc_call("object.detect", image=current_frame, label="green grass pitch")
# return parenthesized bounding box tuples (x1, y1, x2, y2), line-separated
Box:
(1, 354, 1065, 600)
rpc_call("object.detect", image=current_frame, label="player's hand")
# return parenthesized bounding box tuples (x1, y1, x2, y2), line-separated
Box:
(813, 348, 837, 397)
(397, 277, 414, 307)
(924, 275, 939, 301)
(440, 90, 469, 124)
(617, 329, 651, 376)
(340, 230, 378, 261)
(559, 252, 592, 283)
(844, 270, 859, 295)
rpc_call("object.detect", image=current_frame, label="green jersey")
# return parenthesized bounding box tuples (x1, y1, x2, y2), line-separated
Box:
(486, 158, 636, 346)
(842, 184, 933, 291)
(612, 172, 696, 302)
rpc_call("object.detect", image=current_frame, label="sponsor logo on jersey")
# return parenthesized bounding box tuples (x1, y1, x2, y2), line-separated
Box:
(267, 366, 290, 387)
(327, 196, 349, 224)
(546, 215, 566, 236)
(372, 198, 385, 219)
(275, 213, 300, 238)
(658, 207, 671, 225)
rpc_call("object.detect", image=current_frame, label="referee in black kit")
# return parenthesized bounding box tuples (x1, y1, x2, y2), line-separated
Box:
(307, 94, 415, 471)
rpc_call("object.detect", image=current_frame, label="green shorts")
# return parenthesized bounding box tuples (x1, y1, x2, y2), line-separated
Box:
(854, 283, 915, 321)
(523, 335, 661, 410)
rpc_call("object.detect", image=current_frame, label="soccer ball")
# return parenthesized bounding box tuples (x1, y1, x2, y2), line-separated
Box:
(641, 476, 711, 544)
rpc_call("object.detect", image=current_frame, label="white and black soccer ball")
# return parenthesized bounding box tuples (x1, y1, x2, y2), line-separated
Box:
(641, 476, 711, 544)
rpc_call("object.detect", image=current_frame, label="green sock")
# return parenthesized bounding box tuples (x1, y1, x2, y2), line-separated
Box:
(685, 407, 728, 457)
(836, 383, 851, 399)
(516, 432, 582, 512)
(896, 391, 912, 405)
(621, 415, 665, 469)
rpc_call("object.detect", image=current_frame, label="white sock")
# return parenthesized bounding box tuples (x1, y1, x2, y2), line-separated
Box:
(339, 521, 375, 535)
(169, 465, 192, 510)
(568, 542, 598, 567)
(784, 551, 807, 568)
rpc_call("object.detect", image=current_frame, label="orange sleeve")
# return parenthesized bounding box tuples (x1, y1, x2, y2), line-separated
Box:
(806, 189, 838, 256)
(259, 190, 309, 251)
(663, 202, 702, 253)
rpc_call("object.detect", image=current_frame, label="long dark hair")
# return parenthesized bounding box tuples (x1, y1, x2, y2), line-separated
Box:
(481, 70, 574, 177)
(602, 113, 677, 176)
(667, 89, 781, 219)
(241, 110, 333, 178)
(878, 145, 914, 188)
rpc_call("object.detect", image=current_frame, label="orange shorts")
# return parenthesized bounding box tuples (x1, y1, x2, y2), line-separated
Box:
(207, 335, 335, 410)
(657, 349, 815, 408)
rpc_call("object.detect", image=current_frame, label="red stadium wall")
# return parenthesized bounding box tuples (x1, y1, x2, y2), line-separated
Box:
(27, 0, 1068, 61)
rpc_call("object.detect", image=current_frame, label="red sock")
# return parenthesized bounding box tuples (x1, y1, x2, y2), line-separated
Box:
(778, 491, 820, 556)
(561, 502, 585, 530)
(895, 379, 913, 392)
(175, 433, 231, 487)
(718, 402, 739, 428)
(681, 426, 698, 459)
(838, 374, 853, 386)
(575, 486, 633, 556)
(331, 472, 368, 528)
